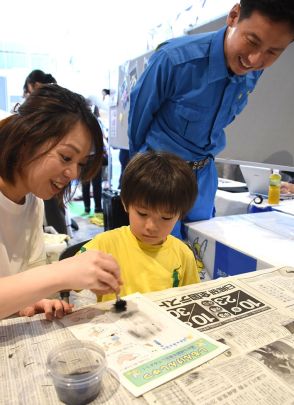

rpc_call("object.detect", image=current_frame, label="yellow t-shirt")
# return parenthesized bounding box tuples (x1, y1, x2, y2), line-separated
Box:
(81, 226, 199, 302)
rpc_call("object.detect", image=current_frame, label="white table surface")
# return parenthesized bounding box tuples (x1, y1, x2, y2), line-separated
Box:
(215, 189, 294, 217)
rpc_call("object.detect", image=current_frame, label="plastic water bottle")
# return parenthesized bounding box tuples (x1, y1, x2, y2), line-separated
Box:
(268, 169, 281, 205)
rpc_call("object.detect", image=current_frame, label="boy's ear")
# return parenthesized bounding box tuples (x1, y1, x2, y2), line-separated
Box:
(226, 3, 241, 27)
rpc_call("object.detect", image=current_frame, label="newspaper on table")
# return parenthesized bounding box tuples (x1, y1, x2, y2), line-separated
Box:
(144, 266, 294, 405)
(0, 315, 74, 404)
(2, 266, 294, 404)
(60, 292, 228, 397)
(0, 312, 147, 405)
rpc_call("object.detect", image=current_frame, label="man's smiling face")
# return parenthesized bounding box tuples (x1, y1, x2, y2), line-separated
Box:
(224, 4, 294, 75)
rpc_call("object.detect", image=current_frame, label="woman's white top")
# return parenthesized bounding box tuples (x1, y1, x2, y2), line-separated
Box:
(0, 191, 46, 276)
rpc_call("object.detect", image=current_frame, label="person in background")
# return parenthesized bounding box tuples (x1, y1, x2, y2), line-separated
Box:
(102, 88, 110, 100)
(281, 182, 294, 194)
(82, 102, 108, 226)
(118, 149, 130, 189)
(100, 88, 110, 131)
(281, 171, 294, 194)
(82, 170, 103, 215)
(0, 84, 121, 319)
(128, 0, 294, 239)
(278, 171, 294, 194)
(23, 69, 57, 98)
(79, 151, 200, 303)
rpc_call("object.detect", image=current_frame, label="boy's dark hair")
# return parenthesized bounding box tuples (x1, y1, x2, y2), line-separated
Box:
(239, 0, 294, 30)
(120, 151, 197, 219)
(0, 84, 103, 204)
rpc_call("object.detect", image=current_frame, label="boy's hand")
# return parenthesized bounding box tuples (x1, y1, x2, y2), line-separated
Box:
(19, 299, 73, 321)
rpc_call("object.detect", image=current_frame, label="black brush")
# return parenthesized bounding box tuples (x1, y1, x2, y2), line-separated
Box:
(114, 294, 127, 312)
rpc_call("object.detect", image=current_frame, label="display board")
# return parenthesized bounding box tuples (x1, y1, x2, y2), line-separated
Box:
(109, 51, 152, 150)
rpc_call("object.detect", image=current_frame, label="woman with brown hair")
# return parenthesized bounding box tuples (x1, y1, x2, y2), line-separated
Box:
(0, 84, 121, 320)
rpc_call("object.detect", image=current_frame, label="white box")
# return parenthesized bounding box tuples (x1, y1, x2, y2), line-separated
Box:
(44, 233, 68, 263)
(186, 211, 294, 281)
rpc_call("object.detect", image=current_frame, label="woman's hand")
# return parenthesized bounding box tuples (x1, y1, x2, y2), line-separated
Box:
(56, 250, 122, 295)
(19, 299, 73, 321)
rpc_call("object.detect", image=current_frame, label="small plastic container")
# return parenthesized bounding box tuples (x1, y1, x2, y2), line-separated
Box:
(47, 340, 106, 405)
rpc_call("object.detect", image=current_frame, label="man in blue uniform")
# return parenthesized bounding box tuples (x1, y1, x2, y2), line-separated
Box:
(128, 0, 294, 239)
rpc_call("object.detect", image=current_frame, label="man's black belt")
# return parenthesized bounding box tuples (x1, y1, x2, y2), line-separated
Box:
(187, 157, 210, 170)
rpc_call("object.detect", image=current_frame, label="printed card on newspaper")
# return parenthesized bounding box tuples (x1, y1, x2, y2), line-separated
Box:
(61, 293, 228, 397)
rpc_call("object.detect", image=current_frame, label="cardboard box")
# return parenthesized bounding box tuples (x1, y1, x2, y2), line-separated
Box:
(186, 211, 294, 281)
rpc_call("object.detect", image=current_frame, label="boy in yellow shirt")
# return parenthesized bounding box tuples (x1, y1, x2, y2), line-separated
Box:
(80, 151, 200, 302)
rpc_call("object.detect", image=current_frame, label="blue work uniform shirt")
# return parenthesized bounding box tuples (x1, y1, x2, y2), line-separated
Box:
(128, 26, 263, 160)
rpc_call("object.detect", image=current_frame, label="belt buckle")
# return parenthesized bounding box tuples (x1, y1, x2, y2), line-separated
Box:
(191, 157, 208, 170)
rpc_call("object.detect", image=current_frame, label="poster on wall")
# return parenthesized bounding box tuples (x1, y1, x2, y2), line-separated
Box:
(129, 63, 138, 91)
(109, 108, 117, 139)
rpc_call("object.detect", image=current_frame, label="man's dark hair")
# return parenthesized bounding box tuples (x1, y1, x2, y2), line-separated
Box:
(239, 0, 294, 30)
(120, 151, 197, 219)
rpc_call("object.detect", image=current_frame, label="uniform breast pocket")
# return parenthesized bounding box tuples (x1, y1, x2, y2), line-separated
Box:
(176, 104, 211, 146)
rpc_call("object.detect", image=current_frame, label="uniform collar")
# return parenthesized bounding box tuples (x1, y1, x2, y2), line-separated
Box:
(208, 25, 246, 84)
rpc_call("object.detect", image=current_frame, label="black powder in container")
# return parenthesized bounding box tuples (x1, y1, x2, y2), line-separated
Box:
(47, 340, 106, 405)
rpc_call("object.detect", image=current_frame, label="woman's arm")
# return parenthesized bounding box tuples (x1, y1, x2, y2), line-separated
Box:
(0, 250, 122, 320)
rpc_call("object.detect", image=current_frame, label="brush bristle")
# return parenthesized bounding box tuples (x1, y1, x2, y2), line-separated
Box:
(114, 298, 127, 312)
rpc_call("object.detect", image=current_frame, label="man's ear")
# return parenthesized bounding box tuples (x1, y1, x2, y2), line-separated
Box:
(226, 3, 241, 27)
